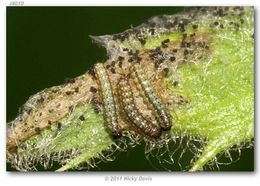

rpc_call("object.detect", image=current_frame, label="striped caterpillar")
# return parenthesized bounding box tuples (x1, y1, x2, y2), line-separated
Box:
(131, 63, 172, 131)
(94, 63, 122, 139)
(117, 77, 161, 139)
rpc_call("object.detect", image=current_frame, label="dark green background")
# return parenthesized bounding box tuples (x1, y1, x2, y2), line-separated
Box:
(7, 7, 254, 171)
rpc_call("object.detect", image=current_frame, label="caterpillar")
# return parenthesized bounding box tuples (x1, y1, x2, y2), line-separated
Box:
(131, 63, 172, 131)
(117, 77, 161, 139)
(94, 63, 122, 139)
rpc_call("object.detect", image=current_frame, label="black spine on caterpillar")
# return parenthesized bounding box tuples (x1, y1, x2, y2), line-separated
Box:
(132, 63, 172, 131)
(94, 63, 122, 139)
(117, 77, 161, 139)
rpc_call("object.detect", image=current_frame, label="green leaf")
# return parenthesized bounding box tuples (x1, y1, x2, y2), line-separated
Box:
(7, 7, 254, 171)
